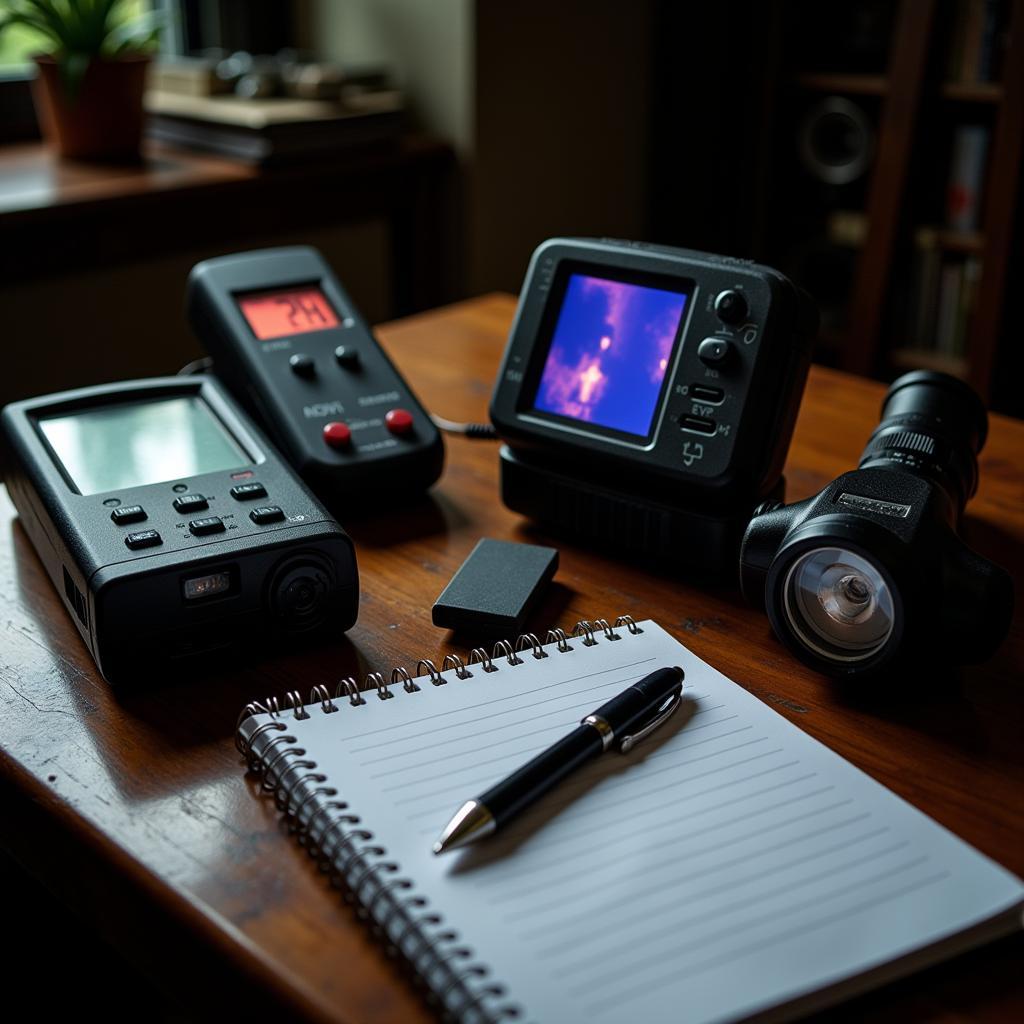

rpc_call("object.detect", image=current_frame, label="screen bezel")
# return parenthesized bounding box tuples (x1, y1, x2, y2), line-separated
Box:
(517, 260, 695, 447)
(29, 380, 261, 497)
(234, 281, 341, 341)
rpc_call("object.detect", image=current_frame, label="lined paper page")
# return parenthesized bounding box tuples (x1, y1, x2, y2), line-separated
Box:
(247, 622, 1023, 1024)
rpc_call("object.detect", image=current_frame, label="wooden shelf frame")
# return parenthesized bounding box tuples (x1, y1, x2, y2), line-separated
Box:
(967, 0, 1024, 394)
(940, 80, 1004, 102)
(839, 0, 1024, 400)
(796, 72, 889, 95)
(844, 0, 938, 378)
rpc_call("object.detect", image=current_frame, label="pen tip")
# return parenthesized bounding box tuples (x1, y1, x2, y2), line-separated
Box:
(432, 799, 496, 854)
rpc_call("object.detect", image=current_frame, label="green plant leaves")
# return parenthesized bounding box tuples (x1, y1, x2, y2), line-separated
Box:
(0, 0, 162, 100)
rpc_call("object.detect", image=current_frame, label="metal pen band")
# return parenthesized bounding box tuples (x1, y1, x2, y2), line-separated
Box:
(582, 713, 615, 751)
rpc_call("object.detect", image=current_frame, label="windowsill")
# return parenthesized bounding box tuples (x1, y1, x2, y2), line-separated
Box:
(0, 139, 255, 215)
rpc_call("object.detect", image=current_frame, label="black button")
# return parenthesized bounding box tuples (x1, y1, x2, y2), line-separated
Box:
(125, 530, 162, 549)
(681, 415, 717, 435)
(250, 505, 285, 525)
(230, 481, 267, 500)
(289, 353, 316, 378)
(698, 337, 732, 365)
(189, 516, 225, 536)
(714, 290, 748, 324)
(334, 345, 361, 369)
(110, 505, 146, 525)
(690, 384, 725, 404)
(173, 493, 208, 514)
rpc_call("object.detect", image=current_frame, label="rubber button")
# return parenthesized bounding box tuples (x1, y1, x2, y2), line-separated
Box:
(125, 530, 162, 549)
(323, 421, 352, 449)
(698, 337, 732, 365)
(289, 353, 316, 378)
(230, 482, 267, 500)
(384, 408, 414, 436)
(173, 493, 208, 514)
(110, 505, 146, 525)
(189, 516, 225, 536)
(250, 505, 285, 525)
(334, 345, 361, 369)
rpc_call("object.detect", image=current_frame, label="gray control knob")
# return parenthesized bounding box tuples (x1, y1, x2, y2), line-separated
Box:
(714, 290, 748, 324)
(289, 353, 316, 378)
(698, 337, 732, 366)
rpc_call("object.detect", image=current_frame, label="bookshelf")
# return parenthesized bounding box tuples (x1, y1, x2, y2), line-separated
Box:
(940, 80, 1004, 101)
(795, 73, 890, 96)
(760, 0, 1023, 405)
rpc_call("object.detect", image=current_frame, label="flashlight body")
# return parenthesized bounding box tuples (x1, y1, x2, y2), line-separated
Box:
(740, 372, 1013, 678)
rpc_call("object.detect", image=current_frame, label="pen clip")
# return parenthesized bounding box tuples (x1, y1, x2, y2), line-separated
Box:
(617, 691, 682, 754)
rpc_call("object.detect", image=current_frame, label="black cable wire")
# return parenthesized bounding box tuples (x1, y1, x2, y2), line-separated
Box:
(429, 415, 499, 440)
(177, 356, 214, 376)
(177, 357, 498, 439)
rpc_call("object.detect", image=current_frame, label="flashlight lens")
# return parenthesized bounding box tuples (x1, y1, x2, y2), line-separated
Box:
(783, 547, 895, 663)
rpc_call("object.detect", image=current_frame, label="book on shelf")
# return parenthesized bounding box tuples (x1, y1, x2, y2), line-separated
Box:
(976, 0, 1004, 80)
(907, 228, 942, 351)
(948, 0, 1004, 83)
(903, 232, 981, 364)
(947, 124, 990, 231)
(936, 261, 964, 356)
(956, 256, 982, 356)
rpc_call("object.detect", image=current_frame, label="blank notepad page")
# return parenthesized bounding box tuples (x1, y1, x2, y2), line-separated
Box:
(288, 622, 1023, 1023)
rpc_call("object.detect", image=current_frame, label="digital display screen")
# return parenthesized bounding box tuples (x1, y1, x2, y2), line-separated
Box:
(39, 396, 247, 495)
(237, 286, 340, 340)
(532, 273, 688, 438)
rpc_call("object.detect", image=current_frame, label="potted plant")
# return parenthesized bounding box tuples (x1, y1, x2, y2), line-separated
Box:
(0, 0, 161, 161)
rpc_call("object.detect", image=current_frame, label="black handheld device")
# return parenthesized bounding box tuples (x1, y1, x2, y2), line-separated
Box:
(186, 246, 444, 504)
(489, 238, 818, 571)
(740, 371, 1013, 677)
(1, 375, 359, 685)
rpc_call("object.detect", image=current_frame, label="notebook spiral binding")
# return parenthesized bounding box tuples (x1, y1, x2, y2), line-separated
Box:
(235, 615, 643, 1023)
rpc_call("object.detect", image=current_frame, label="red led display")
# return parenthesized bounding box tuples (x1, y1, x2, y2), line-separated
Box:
(238, 286, 340, 340)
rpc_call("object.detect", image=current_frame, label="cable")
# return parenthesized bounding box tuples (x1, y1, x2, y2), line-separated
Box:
(177, 356, 214, 376)
(175, 357, 498, 439)
(429, 415, 498, 440)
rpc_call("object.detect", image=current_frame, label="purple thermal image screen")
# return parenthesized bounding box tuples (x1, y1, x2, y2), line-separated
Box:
(532, 274, 688, 437)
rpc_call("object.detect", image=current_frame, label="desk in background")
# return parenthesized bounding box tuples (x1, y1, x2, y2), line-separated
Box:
(0, 294, 1021, 1022)
(0, 138, 456, 417)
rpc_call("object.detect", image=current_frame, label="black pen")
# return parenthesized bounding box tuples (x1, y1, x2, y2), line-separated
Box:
(433, 665, 685, 854)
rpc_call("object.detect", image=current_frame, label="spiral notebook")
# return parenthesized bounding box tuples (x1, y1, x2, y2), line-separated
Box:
(237, 617, 1023, 1024)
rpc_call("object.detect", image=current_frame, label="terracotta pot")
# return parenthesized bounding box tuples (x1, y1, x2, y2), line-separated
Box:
(32, 54, 150, 161)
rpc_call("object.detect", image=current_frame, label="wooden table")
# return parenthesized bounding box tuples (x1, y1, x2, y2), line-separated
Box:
(1, 294, 1021, 1022)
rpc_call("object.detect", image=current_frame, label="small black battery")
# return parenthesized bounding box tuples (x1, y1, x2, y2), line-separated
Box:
(432, 538, 559, 636)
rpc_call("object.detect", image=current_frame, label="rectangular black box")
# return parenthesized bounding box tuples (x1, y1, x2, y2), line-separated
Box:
(432, 538, 558, 636)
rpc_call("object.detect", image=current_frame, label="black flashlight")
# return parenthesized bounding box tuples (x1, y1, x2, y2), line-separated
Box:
(740, 371, 1014, 677)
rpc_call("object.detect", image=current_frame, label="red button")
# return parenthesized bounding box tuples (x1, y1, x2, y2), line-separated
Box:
(323, 421, 352, 449)
(384, 408, 414, 436)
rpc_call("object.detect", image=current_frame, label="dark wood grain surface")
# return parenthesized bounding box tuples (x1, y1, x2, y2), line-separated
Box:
(1, 294, 1021, 1022)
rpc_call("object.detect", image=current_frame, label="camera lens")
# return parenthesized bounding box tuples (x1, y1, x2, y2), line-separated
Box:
(782, 547, 895, 664)
(268, 554, 336, 632)
(285, 578, 317, 613)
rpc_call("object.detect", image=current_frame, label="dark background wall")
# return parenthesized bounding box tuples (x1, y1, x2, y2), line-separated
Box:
(2, 0, 1020, 414)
